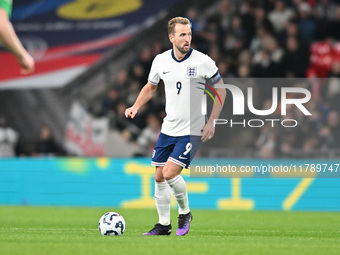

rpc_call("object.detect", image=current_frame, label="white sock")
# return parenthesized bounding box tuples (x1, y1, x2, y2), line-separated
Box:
(154, 181, 172, 225)
(166, 175, 190, 215)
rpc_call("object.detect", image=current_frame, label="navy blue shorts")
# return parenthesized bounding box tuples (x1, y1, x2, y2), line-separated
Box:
(151, 133, 202, 169)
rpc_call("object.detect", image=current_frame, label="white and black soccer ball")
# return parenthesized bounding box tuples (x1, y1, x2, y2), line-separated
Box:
(98, 212, 125, 236)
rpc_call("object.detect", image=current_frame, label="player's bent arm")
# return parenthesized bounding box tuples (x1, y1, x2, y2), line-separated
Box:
(125, 81, 158, 118)
(201, 79, 226, 142)
(208, 79, 226, 124)
(0, 9, 35, 74)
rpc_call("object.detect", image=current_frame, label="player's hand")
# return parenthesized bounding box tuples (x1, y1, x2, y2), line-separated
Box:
(17, 52, 35, 75)
(125, 106, 138, 119)
(201, 121, 215, 143)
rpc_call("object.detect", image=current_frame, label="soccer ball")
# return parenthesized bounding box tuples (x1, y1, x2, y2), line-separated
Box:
(98, 212, 125, 236)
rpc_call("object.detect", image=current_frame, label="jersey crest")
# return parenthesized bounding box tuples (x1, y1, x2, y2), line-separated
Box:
(187, 66, 197, 77)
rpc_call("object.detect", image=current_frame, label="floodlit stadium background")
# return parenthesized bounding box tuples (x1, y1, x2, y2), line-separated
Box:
(1, 0, 340, 211)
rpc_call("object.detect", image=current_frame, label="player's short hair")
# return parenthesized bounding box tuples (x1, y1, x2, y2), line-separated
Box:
(168, 17, 192, 35)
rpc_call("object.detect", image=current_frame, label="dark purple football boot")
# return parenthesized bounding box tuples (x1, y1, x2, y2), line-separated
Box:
(142, 223, 172, 236)
(176, 212, 193, 236)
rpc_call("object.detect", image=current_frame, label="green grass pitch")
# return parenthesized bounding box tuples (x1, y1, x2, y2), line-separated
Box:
(0, 206, 339, 255)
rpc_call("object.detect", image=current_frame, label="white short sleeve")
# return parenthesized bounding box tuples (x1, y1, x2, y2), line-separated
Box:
(148, 55, 160, 85)
(203, 55, 218, 79)
(203, 55, 221, 85)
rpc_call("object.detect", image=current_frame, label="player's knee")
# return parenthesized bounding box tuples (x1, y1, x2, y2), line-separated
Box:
(154, 166, 165, 182)
(162, 168, 177, 181)
(154, 176, 165, 182)
(154, 173, 165, 182)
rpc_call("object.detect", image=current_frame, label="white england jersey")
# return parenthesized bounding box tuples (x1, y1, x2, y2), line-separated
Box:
(148, 48, 221, 136)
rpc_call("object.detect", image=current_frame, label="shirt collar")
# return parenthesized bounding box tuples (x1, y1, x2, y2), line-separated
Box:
(171, 47, 193, 63)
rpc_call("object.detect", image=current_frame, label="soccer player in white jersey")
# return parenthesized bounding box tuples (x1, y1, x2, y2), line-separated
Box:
(125, 17, 226, 236)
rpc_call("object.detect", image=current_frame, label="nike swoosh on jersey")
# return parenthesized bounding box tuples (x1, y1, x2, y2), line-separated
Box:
(163, 71, 171, 74)
(179, 155, 187, 159)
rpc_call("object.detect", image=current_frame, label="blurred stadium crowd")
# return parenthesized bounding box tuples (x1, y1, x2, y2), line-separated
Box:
(0, 117, 65, 157)
(93, 0, 340, 158)
(2, 0, 340, 158)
